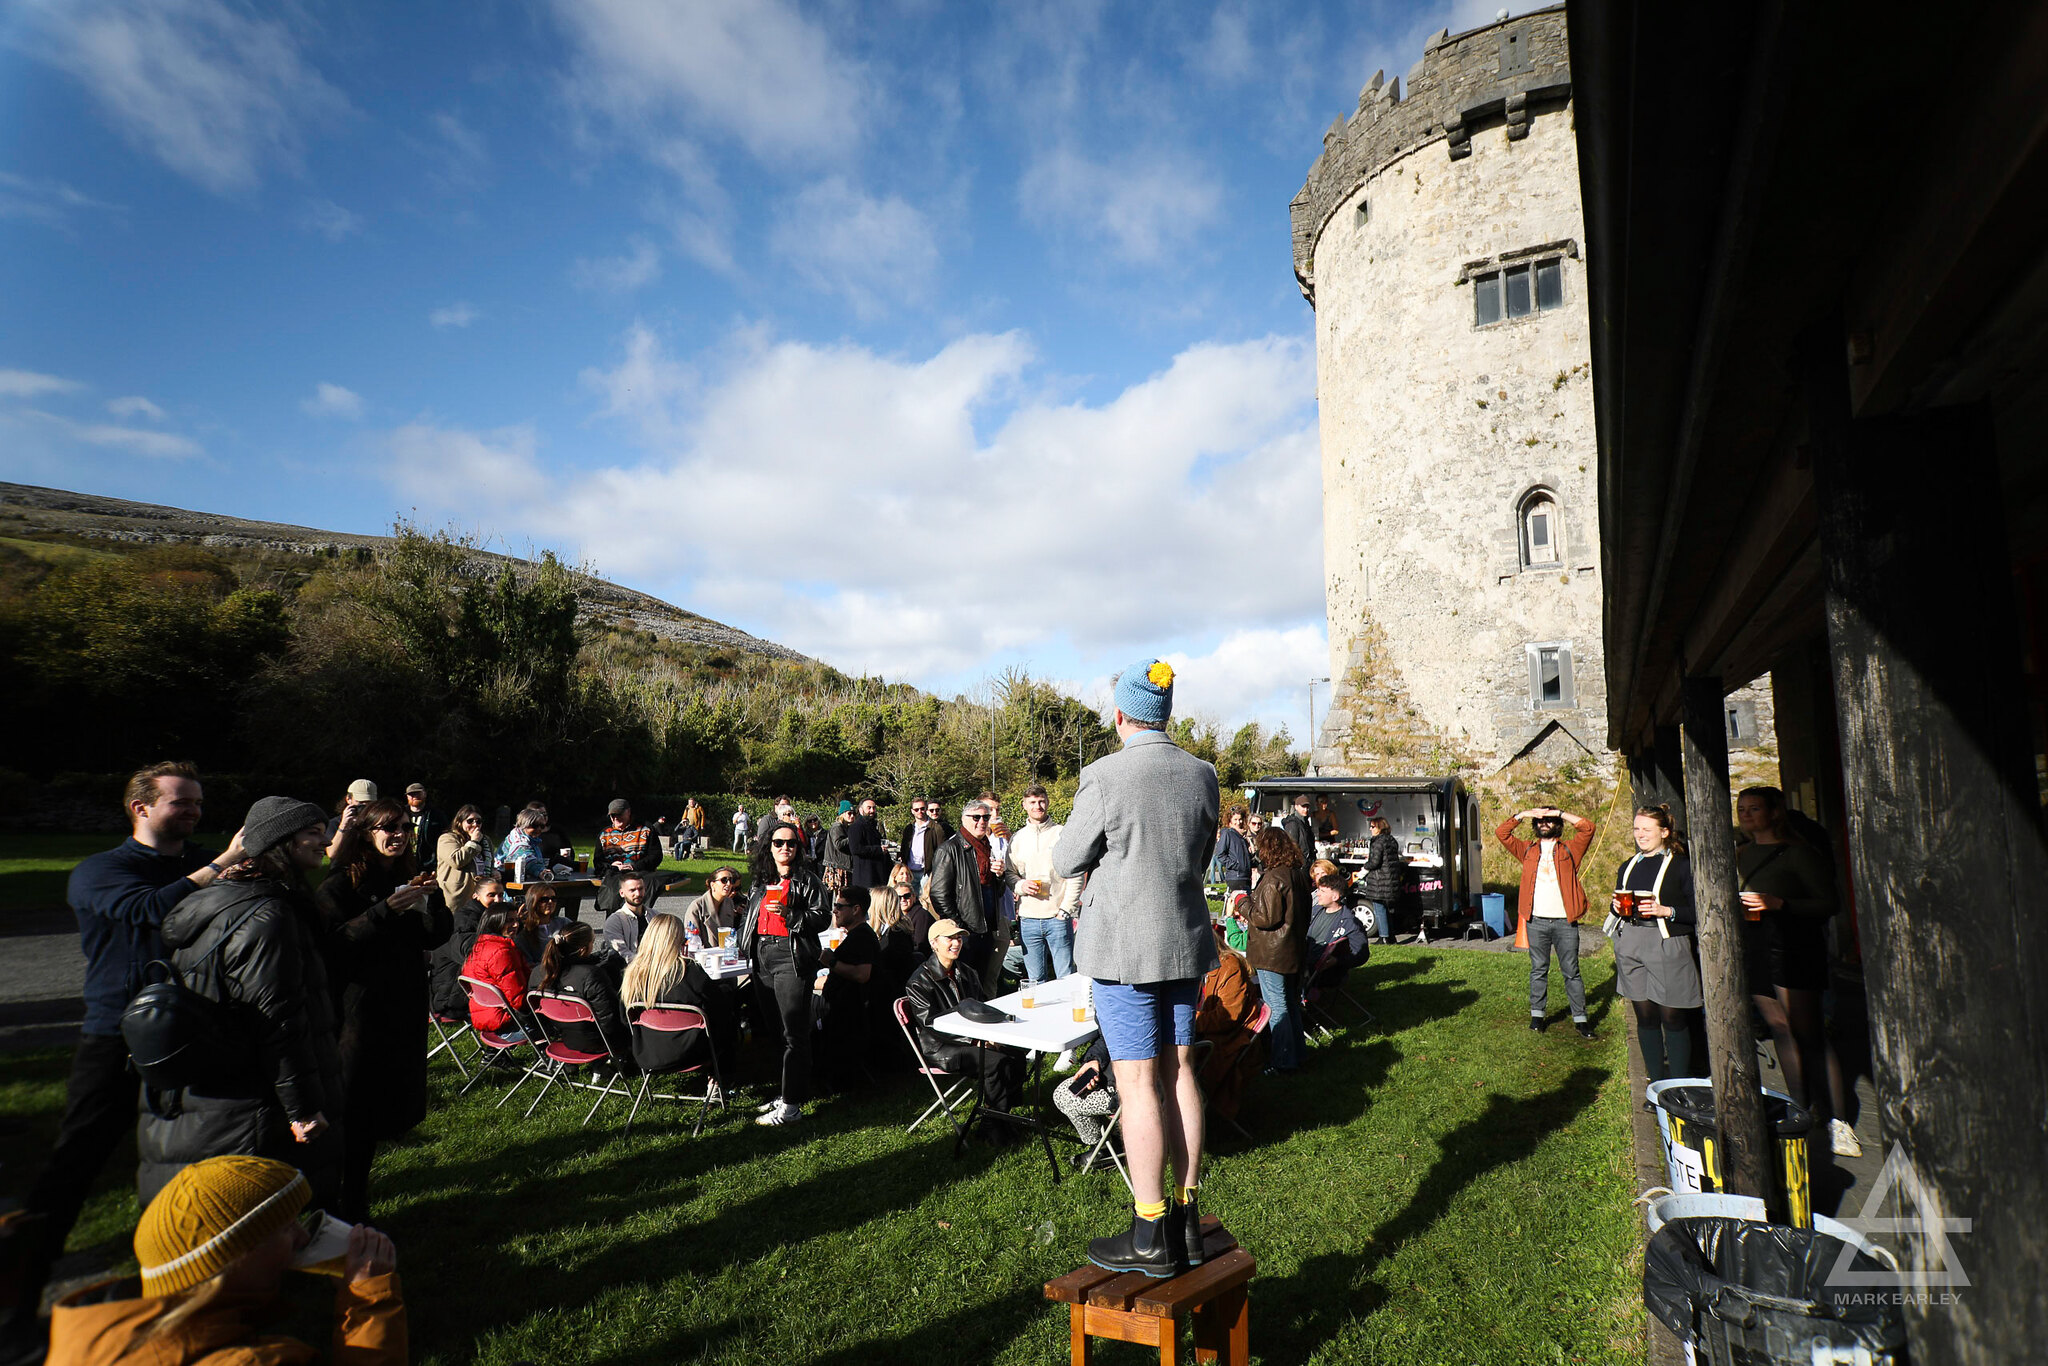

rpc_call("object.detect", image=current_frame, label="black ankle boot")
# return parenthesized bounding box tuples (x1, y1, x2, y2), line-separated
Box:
(1168, 1196, 1206, 1268)
(1088, 1213, 1176, 1278)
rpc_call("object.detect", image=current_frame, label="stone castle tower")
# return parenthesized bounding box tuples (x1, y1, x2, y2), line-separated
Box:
(1291, 6, 1606, 774)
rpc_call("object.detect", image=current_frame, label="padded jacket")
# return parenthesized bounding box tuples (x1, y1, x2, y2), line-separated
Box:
(459, 932, 530, 1031)
(315, 868, 453, 1142)
(902, 954, 990, 1054)
(530, 956, 631, 1061)
(428, 894, 484, 1019)
(47, 1273, 406, 1366)
(137, 879, 344, 1207)
(1360, 832, 1405, 905)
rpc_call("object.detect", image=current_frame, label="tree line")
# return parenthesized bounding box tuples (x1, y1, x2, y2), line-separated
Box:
(0, 527, 1301, 828)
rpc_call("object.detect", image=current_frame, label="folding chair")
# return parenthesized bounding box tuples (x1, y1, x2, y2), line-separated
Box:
(1219, 1003, 1271, 1142)
(1302, 941, 1376, 1043)
(524, 990, 635, 1125)
(426, 1008, 472, 1079)
(624, 1005, 727, 1136)
(893, 998, 974, 1139)
(457, 975, 544, 1106)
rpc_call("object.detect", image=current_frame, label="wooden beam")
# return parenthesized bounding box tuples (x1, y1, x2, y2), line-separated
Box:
(1814, 398, 2048, 1364)
(1678, 672, 1774, 1206)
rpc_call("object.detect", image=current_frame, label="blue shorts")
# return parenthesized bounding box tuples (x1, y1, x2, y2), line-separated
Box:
(1092, 978, 1200, 1061)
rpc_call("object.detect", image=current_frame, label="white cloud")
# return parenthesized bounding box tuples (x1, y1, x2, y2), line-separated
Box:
(302, 382, 363, 420)
(1191, 3, 1256, 83)
(571, 237, 662, 293)
(23, 408, 201, 458)
(14, 0, 346, 194)
(390, 325, 1323, 696)
(550, 0, 865, 162)
(299, 198, 362, 240)
(423, 109, 488, 191)
(430, 302, 479, 329)
(0, 369, 84, 398)
(106, 395, 165, 419)
(0, 170, 124, 226)
(770, 179, 938, 317)
(648, 139, 735, 274)
(1161, 626, 1331, 741)
(1020, 145, 1222, 265)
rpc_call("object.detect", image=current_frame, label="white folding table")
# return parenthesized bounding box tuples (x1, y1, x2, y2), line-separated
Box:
(931, 975, 1101, 1179)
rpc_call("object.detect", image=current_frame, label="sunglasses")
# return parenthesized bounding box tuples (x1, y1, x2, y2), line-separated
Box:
(771, 838, 801, 848)
(712, 876, 735, 885)
(369, 823, 406, 833)
(964, 814, 988, 822)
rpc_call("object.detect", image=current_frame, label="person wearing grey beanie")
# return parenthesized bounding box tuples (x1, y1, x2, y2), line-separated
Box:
(136, 796, 346, 1209)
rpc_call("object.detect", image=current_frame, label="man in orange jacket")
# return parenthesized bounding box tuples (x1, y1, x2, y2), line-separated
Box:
(46, 1155, 405, 1366)
(1495, 806, 1597, 1038)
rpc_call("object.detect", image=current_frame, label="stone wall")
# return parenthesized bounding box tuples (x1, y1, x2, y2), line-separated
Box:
(1299, 7, 1603, 771)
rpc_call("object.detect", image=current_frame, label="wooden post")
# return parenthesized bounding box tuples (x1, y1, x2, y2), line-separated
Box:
(1679, 672, 1774, 1204)
(1813, 401, 2048, 1364)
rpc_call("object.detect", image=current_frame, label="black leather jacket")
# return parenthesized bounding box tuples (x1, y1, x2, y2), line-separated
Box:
(903, 952, 990, 1052)
(735, 869, 832, 975)
(927, 834, 1015, 934)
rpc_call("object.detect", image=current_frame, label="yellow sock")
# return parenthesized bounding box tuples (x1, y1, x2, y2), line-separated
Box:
(1134, 1198, 1168, 1221)
(1178, 1185, 1199, 1205)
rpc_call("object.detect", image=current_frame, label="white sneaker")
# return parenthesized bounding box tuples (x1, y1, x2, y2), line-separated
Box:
(755, 1101, 802, 1127)
(1829, 1117, 1863, 1157)
(757, 1097, 782, 1113)
(1053, 1049, 1077, 1073)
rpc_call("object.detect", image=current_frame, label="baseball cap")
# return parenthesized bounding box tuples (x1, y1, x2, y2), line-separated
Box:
(346, 779, 378, 802)
(405, 783, 426, 796)
(608, 798, 630, 815)
(927, 917, 966, 949)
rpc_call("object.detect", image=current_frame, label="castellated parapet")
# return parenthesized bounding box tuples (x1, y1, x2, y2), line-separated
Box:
(1292, 6, 1605, 774)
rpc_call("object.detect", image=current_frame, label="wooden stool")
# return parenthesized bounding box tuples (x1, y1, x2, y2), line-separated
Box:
(1043, 1218, 1254, 1366)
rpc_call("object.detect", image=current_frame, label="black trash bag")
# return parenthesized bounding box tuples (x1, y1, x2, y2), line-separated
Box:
(1656, 1084, 1814, 1138)
(1644, 1217, 1909, 1365)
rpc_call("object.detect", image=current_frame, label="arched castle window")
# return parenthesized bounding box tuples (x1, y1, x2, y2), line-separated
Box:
(1518, 488, 1561, 569)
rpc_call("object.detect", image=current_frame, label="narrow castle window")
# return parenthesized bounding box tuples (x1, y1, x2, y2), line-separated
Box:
(1518, 489, 1561, 568)
(1473, 256, 1565, 326)
(1527, 642, 1575, 709)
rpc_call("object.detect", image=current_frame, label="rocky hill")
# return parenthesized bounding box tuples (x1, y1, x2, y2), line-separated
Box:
(0, 482, 808, 661)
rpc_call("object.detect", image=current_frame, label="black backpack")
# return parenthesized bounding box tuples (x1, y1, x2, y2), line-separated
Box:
(121, 900, 266, 1093)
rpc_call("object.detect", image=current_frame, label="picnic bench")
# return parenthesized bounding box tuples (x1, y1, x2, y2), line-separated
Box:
(1043, 1217, 1253, 1366)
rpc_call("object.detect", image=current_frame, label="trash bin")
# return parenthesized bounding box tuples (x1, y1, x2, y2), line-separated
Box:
(1643, 1196, 1908, 1366)
(1648, 1080, 1814, 1227)
(1481, 892, 1507, 939)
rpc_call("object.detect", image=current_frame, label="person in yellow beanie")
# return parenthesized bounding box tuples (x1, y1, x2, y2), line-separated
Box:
(44, 1155, 405, 1366)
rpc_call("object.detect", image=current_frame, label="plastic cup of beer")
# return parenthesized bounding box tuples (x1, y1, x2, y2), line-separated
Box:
(1614, 890, 1636, 918)
(1741, 892, 1763, 921)
(1019, 986, 1036, 1010)
(719, 927, 734, 948)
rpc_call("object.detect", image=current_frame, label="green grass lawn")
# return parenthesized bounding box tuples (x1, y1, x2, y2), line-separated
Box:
(2, 940, 1645, 1365)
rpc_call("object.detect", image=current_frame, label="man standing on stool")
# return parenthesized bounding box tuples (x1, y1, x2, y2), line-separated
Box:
(1055, 659, 1219, 1278)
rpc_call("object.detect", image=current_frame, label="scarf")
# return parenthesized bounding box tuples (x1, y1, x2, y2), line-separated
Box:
(959, 826, 993, 885)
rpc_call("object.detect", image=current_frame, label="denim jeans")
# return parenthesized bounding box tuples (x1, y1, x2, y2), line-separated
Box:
(1365, 900, 1392, 940)
(1018, 915, 1075, 983)
(1256, 968, 1303, 1070)
(1525, 916, 1587, 1020)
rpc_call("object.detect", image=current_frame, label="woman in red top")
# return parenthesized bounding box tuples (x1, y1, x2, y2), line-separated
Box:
(460, 909, 532, 1038)
(736, 819, 832, 1127)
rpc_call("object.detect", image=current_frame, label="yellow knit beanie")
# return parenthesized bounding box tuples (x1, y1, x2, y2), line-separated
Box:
(135, 1156, 309, 1297)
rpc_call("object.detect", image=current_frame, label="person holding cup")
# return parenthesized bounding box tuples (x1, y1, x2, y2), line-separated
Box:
(736, 820, 832, 1128)
(1734, 786, 1855, 1154)
(46, 1155, 405, 1366)
(1611, 804, 1699, 1083)
(1007, 784, 1081, 988)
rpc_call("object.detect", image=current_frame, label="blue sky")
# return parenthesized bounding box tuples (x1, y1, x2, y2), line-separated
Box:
(0, 0, 1533, 738)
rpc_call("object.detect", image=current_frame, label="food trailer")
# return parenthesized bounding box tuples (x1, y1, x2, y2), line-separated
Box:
(1239, 775, 1483, 934)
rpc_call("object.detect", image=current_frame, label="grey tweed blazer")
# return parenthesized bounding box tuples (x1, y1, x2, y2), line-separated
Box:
(1054, 729, 1221, 985)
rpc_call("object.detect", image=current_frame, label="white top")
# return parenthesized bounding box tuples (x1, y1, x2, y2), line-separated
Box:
(1006, 819, 1080, 918)
(930, 975, 1101, 1053)
(1533, 839, 1567, 918)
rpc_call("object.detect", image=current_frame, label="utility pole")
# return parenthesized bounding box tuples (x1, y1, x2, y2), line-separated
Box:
(1679, 673, 1774, 1209)
(1307, 677, 1331, 775)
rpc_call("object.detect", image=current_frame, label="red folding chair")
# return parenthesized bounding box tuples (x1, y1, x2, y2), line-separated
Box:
(525, 990, 635, 1125)
(893, 998, 973, 1139)
(1219, 1003, 1269, 1142)
(1302, 940, 1359, 1044)
(427, 1008, 472, 1079)
(625, 1004, 726, 1136)
(457, 975, 543, 1106)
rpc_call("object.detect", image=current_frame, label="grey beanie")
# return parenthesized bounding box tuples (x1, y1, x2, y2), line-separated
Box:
(242, 797, 330, 860)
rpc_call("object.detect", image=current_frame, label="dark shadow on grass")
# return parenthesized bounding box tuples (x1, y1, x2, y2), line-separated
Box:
(1254, 1065, 1608, 1360)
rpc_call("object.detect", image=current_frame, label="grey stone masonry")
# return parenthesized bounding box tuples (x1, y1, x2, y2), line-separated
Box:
(1290, 5, 1571, 305)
